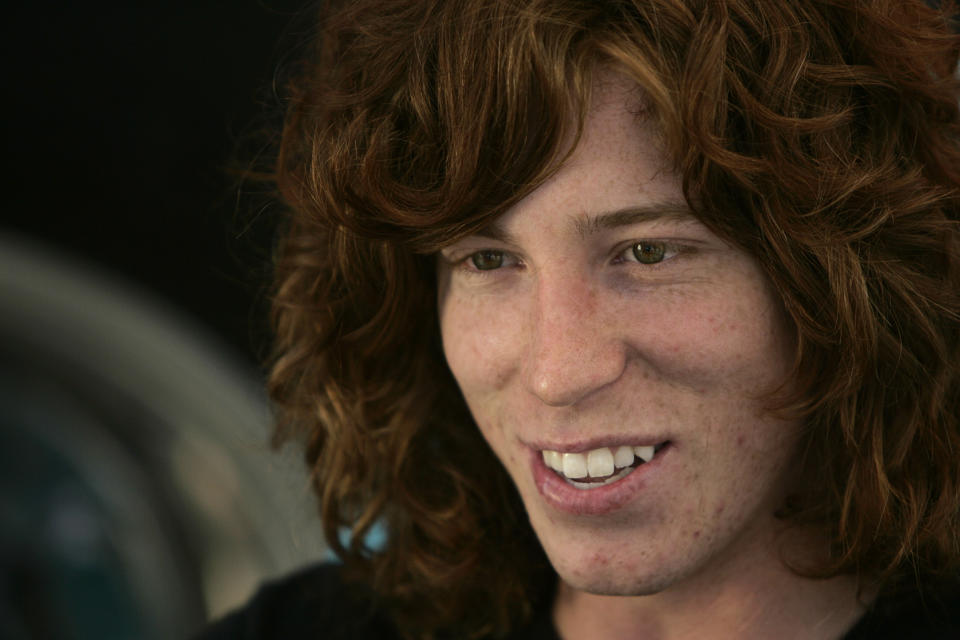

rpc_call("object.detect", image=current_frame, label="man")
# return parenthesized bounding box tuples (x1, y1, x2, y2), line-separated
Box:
(200, 0, 960, 637)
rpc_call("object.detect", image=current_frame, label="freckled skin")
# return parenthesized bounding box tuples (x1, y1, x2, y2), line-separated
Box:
(437, 73, 862, 638)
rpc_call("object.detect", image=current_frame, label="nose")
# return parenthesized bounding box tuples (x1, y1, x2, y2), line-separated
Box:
(524, 274, 626, 407)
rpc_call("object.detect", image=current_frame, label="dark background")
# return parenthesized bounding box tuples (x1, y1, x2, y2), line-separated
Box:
(2, 0, 311, 368)
(0, 4, 329, 637)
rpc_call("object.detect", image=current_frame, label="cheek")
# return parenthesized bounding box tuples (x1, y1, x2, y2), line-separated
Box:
(437, 289, 522, 396)
(438, 304, 517, 461)
(632, 284, 793, 393)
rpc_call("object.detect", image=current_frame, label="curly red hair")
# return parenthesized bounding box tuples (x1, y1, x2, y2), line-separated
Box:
(268, 0, 960, 636)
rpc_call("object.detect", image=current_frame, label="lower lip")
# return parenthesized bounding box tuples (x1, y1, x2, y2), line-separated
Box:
(531, 445, 670, 516)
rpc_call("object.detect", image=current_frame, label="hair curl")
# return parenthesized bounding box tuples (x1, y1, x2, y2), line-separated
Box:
(268, 0, 960, 636)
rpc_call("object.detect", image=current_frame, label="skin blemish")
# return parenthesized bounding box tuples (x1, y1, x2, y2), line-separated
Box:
(590, 552, 610, 567)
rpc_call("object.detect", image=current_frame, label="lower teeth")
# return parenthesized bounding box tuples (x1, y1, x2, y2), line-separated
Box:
(564, 464, 637, 489)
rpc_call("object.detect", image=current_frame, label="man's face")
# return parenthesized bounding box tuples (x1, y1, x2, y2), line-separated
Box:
(437, 74, 801, 597)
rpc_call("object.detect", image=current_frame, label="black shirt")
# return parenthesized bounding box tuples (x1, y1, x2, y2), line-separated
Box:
(194, 563, 960, 639)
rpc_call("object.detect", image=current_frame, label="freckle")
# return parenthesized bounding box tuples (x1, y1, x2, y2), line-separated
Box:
(736, 435, 745, 446)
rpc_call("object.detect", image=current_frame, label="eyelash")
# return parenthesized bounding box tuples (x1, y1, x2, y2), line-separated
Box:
(450, 240, 685, 276)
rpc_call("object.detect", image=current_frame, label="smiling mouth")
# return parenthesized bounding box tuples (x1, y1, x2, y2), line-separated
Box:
(541, 443, 669, 488)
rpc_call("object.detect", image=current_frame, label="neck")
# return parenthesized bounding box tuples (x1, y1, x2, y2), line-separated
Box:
(552, 532, 871, 640)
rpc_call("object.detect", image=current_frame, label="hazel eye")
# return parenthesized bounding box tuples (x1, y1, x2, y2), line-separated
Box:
(631, 242, 666, 264)
(470, 250, 505, 270)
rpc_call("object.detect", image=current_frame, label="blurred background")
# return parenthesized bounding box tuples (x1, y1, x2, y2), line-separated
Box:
(1, 2, 327, 638)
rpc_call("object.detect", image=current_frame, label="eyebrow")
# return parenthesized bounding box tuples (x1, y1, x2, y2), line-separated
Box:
(472, 202, 695, 243)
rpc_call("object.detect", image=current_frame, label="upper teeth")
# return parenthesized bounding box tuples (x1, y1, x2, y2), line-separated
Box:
(542, 445, 655, 480)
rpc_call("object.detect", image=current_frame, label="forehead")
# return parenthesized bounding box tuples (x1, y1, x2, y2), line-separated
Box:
(482, 71, 688, 240)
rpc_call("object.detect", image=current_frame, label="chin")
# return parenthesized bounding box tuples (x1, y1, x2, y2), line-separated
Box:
(563, 574, 669, 598)
(551, 553, 685, 597)
(536, 528, 685, 598)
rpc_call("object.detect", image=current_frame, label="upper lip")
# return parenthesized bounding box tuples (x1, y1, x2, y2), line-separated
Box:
(524, 436, 668, 453)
